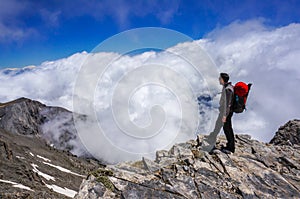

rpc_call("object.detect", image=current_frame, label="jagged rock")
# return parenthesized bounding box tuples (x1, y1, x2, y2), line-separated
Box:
(155, 149, 178, 167)
(74, 175, 116, 199)
(270, 119, 300, 146)
(142, 157, 161, 172)
(169, 144, 194, 158)
(76, 133, 300, 199)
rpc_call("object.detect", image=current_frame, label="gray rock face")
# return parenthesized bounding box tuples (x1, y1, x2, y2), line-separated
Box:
(0, 98, 87, 155)
(76, 134, 300, 199)
(270, 119, 300, 146)
(0, 98, 46, 135)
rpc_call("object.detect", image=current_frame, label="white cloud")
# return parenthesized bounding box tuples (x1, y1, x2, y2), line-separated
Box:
(39, 9, 62, 28)
(0, 52, 87, 109)
(74, 0, 180, 28)
(0, 22, 35, 42)
(0, 38, 217, 164)
(1, 21, 299, 163)
(71, 41, 215, 163)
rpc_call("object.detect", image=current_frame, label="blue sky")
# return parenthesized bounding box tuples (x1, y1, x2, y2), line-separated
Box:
(1, 0, 300, 69)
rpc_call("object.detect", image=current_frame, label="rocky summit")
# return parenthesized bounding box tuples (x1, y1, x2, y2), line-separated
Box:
(76, 130, 300, 198)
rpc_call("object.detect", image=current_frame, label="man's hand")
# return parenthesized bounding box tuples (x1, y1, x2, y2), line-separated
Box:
(222, 116, 227, 123)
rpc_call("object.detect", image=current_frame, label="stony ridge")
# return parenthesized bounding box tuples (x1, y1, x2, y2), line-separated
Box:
(76, 132, 300, 198)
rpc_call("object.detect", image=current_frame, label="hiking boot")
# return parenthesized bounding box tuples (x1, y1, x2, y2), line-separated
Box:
(209, 145, 218, 155)
(221, 145, 235, 154)
(221, 148, 232, 154)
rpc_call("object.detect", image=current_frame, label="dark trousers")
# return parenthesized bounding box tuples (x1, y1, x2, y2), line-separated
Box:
(223, 112, 235, 152)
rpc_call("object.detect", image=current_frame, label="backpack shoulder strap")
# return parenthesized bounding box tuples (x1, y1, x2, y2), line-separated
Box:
(225, 83, 234, 93)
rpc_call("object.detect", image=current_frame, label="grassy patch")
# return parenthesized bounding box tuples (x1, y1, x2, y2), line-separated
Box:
(90, 168, 114, 191)
(95, 176, 115, 191)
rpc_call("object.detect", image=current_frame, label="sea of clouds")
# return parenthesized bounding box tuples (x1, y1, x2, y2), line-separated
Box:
(1, 20, 299, 163)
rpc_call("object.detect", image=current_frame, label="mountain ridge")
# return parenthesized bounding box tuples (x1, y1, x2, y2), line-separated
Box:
(75, 132, 300, 198)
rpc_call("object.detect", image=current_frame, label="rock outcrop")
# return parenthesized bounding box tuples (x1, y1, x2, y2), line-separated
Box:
(270, 119, 300, 146)
(76, 133, 300, 199)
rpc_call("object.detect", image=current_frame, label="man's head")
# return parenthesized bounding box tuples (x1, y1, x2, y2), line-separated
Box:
(219, 73, 229, 85)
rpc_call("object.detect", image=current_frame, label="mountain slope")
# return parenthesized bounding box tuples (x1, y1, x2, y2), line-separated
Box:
(0, 98, 101, 198)
(0, 128, 101, 198)
(75, 127, 300, 198)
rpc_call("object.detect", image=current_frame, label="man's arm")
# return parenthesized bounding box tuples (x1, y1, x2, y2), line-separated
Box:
(223, 87, 233, 122)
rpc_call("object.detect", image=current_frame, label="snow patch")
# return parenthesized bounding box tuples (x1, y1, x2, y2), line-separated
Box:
(15, 155, 25, 160)
(45, 184, 77, 198)
(31, 163, 55, 181)
(37, 155, 51, 162)
(0, 179, 33, 191)
(42, 162, 85, 177)
(29, 152, 34, 157)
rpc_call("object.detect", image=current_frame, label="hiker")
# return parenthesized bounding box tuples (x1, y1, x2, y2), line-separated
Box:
(203, 73, 235, 153)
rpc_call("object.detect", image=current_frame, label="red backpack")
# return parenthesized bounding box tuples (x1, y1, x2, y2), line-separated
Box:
(232, 82, 252, 113)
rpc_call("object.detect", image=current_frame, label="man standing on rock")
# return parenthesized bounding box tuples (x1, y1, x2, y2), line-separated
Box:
(202, 73, 235, 154)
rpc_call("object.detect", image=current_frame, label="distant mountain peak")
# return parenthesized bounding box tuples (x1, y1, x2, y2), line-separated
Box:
(0, 97, 85, 155)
